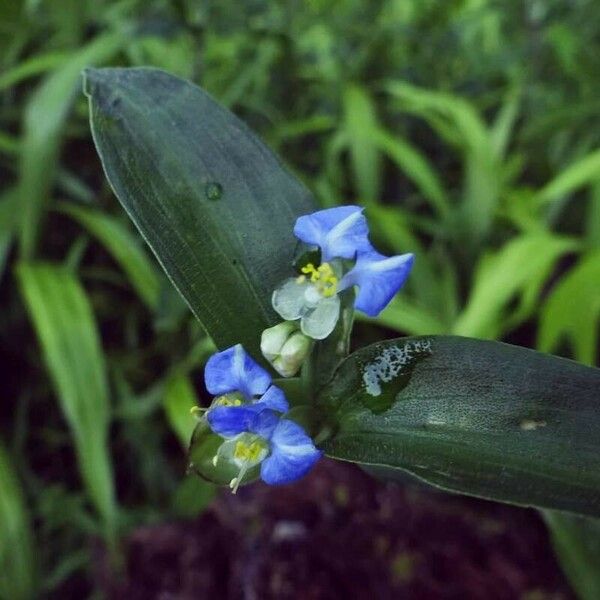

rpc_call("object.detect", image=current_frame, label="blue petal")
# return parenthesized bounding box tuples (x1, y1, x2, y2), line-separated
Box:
(341, 250, 414, 317)
(207, 404, 280, 439)
(207, 406, 259, 438)
(260, 419, 322, 485)
(247, 409, 280, 439)
(293, 206, 371, 262)
(204, 344, 271, 398)
(256, 385, 289, 413)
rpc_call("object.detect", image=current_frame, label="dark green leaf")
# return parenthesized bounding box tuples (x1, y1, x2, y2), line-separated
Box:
(84, 67, 315, 358)
(319, 336, 600, 517)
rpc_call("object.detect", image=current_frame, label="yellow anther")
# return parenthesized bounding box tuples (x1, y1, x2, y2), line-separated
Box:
(233, 440, 264, 462)
(301, 263, 320, 282)
(300, 262, 338, 297)
(214, 394, 243, 407)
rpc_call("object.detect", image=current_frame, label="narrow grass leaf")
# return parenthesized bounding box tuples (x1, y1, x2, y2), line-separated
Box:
(58, 202, 160, 310)
(374, 128, 450, 219)
(544, 511, 600, 600)
(361, 297, 448, 336)
(0, 441, 36, 600)
(536, 149, 600, 207)
(343, 84, 382, 203)
(17, 263, 117, 541)
(453, 234, 578, 338)
(18, 32, 123, 259)
(538, 251, 600, 365)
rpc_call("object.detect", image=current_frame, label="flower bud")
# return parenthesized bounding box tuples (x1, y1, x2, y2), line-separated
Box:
(273, 331, 312, 378)
(260, 322, 297, 362)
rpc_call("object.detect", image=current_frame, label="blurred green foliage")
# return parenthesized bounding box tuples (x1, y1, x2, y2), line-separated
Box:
(1, 0, 599, 596)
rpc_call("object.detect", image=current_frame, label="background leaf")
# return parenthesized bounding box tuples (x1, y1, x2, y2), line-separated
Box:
(544, 511, 600, 600)
(163, 373, 199, 448)
(17, 263, 117, 543)
(58, 202, 161, 310)
(453, 234, 578, 338)
(84, 67, 315, 358)
(18, 32, 123, 259)
(319, 336, 600, 517)
(538, 251, 600, 365)
(0, 440, 37, 600)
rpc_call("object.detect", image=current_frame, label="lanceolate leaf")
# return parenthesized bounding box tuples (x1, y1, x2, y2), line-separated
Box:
(319, 336, 600, 517)
(84, 67, 315, 358)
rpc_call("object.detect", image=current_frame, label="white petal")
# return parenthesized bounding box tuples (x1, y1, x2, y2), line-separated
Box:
(300, 295, 341, 340)
(272, 278, 309, 320)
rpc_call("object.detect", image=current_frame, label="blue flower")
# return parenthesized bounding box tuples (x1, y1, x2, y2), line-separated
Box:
(205, 344, 289, 413)
(340, 249, 415, 317)
(294, 205, 371, 262)
(208, 405, 322, 491)
(272, 249, 414, 339)
(270, 206, 415, 341)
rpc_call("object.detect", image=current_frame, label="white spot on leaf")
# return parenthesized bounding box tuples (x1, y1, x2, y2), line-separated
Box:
(520, 419, 547, 431)
(363, 339, 433, 396)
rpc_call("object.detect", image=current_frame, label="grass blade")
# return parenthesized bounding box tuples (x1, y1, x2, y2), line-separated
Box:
(17, 262, 117, 543)
(58, 202, 160, 310)
(538, 251, 600, 365)
(343, 84, 382, 203)
(536, 150, 600, 207)
(545, 511, 600, 600)
(453, 234, 578, 338)
(0, 441, 36, 600)
(18, 32, 123, 259)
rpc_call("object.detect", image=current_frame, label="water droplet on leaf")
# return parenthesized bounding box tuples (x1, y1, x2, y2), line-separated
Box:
(205, 181, 223, 201)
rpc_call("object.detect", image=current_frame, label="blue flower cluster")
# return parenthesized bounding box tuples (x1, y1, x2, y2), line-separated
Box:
(204, 344, 321, 492)
(200, 206, 413, 491)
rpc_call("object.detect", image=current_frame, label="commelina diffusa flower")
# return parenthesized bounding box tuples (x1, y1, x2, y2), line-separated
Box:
(271, 206, 414, 340)
(203, 345, 321, 491)
(208, 405, 321, 493)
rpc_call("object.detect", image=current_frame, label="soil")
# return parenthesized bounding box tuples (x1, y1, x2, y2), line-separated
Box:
(103, 459, 574, 600)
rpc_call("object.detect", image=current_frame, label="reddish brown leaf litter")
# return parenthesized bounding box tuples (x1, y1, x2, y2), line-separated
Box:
(104, 459, 574, 600)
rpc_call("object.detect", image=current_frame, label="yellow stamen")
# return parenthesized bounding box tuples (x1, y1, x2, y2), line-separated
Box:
(233, 440, 264, 462)
(300, 262, 338, 297)
(214, 394, 243, 407)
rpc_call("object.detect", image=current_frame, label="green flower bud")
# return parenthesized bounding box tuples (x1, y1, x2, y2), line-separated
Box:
(260, 321, 297, 362)
(273, 331, 312, 378)
(261, 322, 312, 377)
